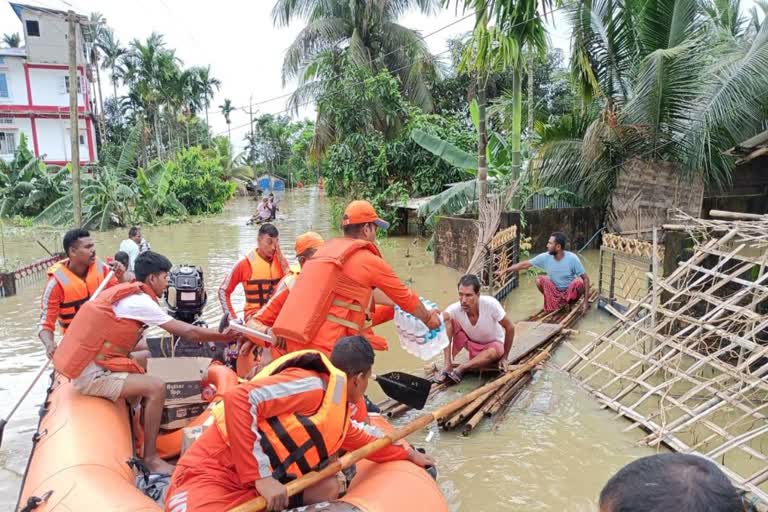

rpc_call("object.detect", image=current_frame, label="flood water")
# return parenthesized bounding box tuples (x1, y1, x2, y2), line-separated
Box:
(0, 188, 660, 511)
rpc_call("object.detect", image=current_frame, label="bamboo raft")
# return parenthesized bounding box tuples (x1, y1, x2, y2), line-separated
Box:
(377, 289, 597, 435)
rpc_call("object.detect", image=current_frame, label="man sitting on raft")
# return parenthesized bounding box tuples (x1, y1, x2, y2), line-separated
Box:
(438, 274, 515, 384)
(165, 336, 435, 512)
(509, 232, 591, 313)
(51, 251, 241, 474)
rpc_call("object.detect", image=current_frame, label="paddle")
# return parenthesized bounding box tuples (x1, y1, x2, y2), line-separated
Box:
(228, 323, 432, 410)
(227, 345, 553, 512)
(0, 270, 114, 447)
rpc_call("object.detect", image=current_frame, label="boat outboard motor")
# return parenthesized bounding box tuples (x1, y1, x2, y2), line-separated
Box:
(165, 265, 207, 324)
(146, 265, 231, 363)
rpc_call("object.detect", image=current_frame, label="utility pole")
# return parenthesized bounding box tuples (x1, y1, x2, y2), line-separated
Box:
(249, 93, 254, 167)
(68, 11, 82, 227)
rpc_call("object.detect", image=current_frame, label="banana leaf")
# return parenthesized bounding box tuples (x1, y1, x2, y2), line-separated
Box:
(410, 128, 477, 170)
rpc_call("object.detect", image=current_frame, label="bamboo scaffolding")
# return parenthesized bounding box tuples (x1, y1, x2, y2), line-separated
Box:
(564, 213, 768, 507)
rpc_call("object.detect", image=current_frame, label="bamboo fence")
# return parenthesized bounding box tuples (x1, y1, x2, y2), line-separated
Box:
(563, 210, 768, 505)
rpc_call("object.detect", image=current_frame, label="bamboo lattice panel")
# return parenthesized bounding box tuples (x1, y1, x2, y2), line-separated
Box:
(603, 232, 665, 261)
(565, 213, 768, 505)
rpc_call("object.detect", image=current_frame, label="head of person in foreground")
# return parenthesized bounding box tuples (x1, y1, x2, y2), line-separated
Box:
(329, 335, 374, 404)
(599, 453, 744, 512)
(134, 251, 173, 297)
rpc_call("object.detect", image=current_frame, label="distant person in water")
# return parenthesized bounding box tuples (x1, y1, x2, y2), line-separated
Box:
(509, 232, 590, 313)
(599, 453, 744, 512)
(267, 193, 278, 220)
(254, 198, 271, 223)
(437, 274, 515, 384)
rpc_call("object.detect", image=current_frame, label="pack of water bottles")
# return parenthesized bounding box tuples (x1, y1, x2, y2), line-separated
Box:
(394, 298, 449, 361)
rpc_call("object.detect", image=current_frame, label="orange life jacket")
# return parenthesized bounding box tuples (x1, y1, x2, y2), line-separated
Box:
(272, 238, 379, 345)
(211, 350, 349, 481)
(48, 258, 109, 333)
(243, 250, 283, 318)
(53, 281, 158, 379)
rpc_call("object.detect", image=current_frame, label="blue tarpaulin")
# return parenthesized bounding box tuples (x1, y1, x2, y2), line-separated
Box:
(256, 175, 285, 192)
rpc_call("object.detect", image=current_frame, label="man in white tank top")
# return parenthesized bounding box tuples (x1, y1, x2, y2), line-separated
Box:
(437, 274, 515, 384)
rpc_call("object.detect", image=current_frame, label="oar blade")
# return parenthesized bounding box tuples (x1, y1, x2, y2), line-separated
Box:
(377, 371, 432, 410)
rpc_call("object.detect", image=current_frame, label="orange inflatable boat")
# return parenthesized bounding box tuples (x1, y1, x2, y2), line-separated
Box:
(16, 368, 448, 512)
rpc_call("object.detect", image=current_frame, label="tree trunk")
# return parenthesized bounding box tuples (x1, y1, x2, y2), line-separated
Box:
(511, 67, 523, 180)
(476, 75, 489, 206)
(153, 111, 163, 160)
(95, 59, 106, 137)
(228, 123, 231, 146)
(527, 51, 535, 136)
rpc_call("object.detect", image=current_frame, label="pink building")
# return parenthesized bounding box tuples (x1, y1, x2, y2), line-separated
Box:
(0, 3, 97, 166)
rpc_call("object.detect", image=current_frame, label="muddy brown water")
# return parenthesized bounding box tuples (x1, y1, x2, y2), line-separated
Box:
(0, 188, 659, 511)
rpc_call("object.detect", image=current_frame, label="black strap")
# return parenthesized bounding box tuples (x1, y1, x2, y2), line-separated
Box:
(60, 296, 89, 310)
(296, 415, 328, 464)
(259, 434, 285, 479)
(265, 417, 313, 477)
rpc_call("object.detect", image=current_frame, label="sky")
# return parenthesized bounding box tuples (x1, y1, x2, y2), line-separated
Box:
(0, 0, 759, 152)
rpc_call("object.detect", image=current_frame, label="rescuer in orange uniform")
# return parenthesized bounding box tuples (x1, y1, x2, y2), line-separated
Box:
(218, 223, 287, 324)
(245, 231, 396, 366)
(270, 200, 441, 356)
(236, 231, 325, 373)
(165, 336, 434, 512)
(38, 228, 127, 358)
(53, 251, 241, 474)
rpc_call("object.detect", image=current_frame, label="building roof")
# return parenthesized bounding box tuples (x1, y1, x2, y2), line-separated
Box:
(724, 129, 768, 164)
(0, 47, 26, 57)
(9, 2, 95, 42)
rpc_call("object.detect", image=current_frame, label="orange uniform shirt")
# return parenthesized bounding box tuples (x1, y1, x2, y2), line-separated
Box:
(218, 256, 285, 320)
(38, 265, 117, 335)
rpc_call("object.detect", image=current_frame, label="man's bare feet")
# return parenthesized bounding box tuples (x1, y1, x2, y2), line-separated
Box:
(144, 455, 176, 475)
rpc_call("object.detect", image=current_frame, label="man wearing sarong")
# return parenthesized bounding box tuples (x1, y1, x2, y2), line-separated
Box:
(510, 232, 590, 313)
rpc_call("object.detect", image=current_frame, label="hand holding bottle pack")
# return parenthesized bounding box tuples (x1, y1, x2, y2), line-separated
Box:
(395, 298, 449, 360)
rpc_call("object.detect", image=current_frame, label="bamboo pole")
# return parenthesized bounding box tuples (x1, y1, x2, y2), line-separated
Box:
(227, 348, 552, 512)
(460, 373, 532, 436)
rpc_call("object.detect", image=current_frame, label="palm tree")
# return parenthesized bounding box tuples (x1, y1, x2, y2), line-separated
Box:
(219, 98, 235, 144)
(538, 0, 768, 203)
(191, 65, 220, 129)
(272, 0, 441, 115)
(122, 33, 181, 159)
(97, 28, 126, 102)
(88, 13, 107, 137)
(2, 33, 20, 48)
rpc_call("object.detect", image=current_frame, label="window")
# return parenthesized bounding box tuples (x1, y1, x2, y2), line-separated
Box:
(0, 74, 8, 98)
(79, 133, 85, 145)
(0, 132, 16, 154)
(26, 20, 40, 37)
(64, 76, 82, 94)
(0, 57, 6, 65)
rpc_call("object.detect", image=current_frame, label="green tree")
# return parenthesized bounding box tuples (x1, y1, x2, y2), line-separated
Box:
(2, 32, 20, 48)
(96, 27, 126, 103)
(219, 98, 235, 144)
(273, 0, 441, 154)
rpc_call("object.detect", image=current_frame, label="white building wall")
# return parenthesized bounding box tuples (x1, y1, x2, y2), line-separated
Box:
(28, 67, 85, 108)
(36, 117, 69, 161)
(19, 9, 86, 66)
(0, 56, 28, 106)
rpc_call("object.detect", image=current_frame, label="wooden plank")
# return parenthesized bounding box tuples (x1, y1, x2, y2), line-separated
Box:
(508, 321, 562, 364)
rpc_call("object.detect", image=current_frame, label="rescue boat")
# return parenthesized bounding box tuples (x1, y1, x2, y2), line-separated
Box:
(16, 366, 448, 512)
